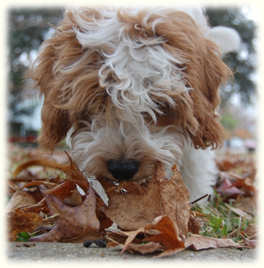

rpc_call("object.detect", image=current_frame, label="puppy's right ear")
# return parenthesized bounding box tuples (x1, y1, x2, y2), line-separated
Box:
(29, 13, 79, 150)
(31, 9, 106, 149)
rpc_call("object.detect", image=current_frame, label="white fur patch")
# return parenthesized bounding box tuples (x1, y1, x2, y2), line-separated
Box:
(71, 8, 189, 124)
(180, 140, 217, 203)
(67, 119, 183, 179)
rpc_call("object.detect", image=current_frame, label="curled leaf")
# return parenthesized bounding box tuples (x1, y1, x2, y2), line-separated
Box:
(106, 215, 186, 257)
(30, 186, 100, 242)
(13, 152, 89, 190)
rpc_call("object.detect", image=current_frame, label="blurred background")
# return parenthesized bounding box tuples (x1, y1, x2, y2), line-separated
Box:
(7, 7, 257, 153)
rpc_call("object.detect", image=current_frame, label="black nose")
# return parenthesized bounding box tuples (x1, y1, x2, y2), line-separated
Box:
(107, 159, 140, 181)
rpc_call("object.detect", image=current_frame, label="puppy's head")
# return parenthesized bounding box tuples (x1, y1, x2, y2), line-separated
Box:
(30, 8, 237, 181)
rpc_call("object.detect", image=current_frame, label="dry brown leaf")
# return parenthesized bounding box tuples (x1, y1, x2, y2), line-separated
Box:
(145, 216, 184, 250)
(20, 198, 48, 214)
(63, 188, 83, 206)
(185, 234, 241, 250)
(217, 170, 256, 200)
(156, 164, 190, 237)
(216, 176, 244, 198)
(13, 152, 89, 191)
(106, 228, 146, 251)
(234, 196, 256, 216)
(9, 153, 106, 242)
(27, 149, 69, 163)
(8, 209, 43, 241)
(120, 228, 146, 253)
(188, 212, 201, 234)
(106, 215, 185, 257)
(21, 180, 56, 189)
(145, 215, 186, 257)
(106, 230, 128, 246)
(8, 180, 19, 195)
(7, 190, 36, 213)
(99, 178, 162, 230)
(234, 178, 255, 196)
(96, 210, 113, 232)
(125, 241, 163, 254)
(216, 154, 256, 186)
(216, 158, 243, 172)
(43, 180, 77, 200)
(30, 186, 100, 242)
(99, 162, 190, 235)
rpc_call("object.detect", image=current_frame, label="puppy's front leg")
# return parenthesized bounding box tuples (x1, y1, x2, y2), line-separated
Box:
(180, 141, 218, 204)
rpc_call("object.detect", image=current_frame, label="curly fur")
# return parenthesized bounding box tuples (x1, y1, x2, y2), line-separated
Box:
(30, 7, 238, 201)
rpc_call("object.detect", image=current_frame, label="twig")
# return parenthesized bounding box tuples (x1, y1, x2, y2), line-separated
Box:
(190, 194, 210, 205)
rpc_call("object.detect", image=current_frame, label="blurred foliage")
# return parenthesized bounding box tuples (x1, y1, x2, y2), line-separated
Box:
(8, 8, 63, 135)
(9, 8, 63, 95)
(8, 8, 256, 134)
(206, 8, 256, 106)
(220, 113, 238, 131)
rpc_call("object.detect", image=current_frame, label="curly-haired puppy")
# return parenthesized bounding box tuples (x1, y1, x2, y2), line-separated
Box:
(30, 7, 239, 202)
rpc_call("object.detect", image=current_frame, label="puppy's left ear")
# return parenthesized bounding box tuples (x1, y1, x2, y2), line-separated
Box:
(188, 38, 232, 149)
(190, 26, 240, 148)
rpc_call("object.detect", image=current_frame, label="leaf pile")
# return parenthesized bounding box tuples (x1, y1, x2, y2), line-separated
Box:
(190, 151, 257, 248)
(7, 146, 256, 257)
(216, 152, 256, 200)
(8, 152, 102, 242)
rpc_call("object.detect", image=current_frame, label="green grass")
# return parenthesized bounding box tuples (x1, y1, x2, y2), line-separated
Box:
(16, 232, 31, 242)
(192, 192, 255, 243)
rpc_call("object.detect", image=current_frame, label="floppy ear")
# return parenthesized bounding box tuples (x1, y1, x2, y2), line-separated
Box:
(188, 23, 240, 149)
(188, 38, 232, 149)
(30, 9, 102, 149)
(155, 11, 233, 149)
(29, 16, 75, 149)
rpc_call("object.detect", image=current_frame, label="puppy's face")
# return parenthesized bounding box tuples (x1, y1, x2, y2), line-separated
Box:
(31, 8, 231, 181)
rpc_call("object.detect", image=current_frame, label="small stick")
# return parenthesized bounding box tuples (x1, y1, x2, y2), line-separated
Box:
(190, 194, 210, 205)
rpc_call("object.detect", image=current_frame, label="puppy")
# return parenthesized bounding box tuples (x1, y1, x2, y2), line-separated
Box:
(30, 7, 239, 202)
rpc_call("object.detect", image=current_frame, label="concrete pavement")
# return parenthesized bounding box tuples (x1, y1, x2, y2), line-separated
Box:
(7, 242, 256, 262)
